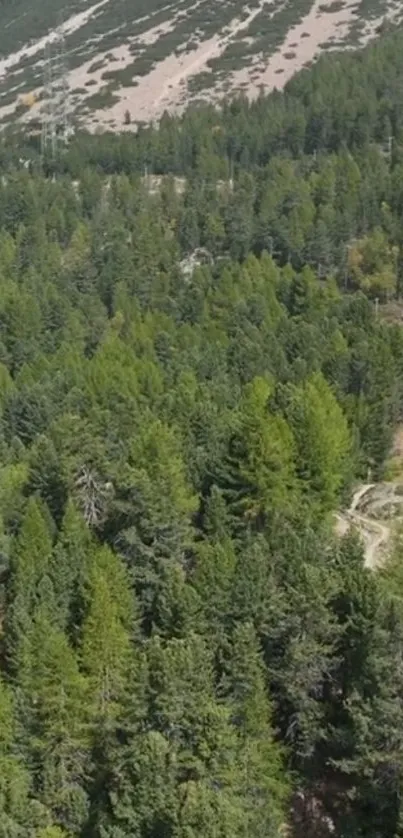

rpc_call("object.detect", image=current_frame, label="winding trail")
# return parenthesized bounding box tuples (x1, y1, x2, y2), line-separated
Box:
(335, 484, 391, 569)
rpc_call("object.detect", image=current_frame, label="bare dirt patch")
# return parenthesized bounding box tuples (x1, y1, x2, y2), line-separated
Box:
(335, 481, 403, 569)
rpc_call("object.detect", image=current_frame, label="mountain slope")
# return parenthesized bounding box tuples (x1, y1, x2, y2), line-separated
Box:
(0, 0, 402, 131)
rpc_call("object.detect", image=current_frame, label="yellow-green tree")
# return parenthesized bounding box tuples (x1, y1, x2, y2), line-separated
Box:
(347, 227, 398, 299)
(285, 372, 352, 513)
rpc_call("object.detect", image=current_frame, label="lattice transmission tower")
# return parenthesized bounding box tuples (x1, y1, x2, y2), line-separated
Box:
(41, 22, 72, 159)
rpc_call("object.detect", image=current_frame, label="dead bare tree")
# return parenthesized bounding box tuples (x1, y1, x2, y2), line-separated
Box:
(74, 466, 113, 527)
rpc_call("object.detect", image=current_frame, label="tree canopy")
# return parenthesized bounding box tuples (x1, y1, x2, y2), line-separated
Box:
(0, 22, 403, 838)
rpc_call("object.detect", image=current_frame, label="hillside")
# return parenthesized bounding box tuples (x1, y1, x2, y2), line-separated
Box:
(2, 23, 403, 838)
(0, 0, 402, 132)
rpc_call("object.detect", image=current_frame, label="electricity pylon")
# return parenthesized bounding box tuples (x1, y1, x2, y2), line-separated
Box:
(41, 21, 72, 159)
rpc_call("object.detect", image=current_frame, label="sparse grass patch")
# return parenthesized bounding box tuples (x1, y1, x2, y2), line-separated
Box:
(319, 0, 346, 10)
(88, 59, 107, 74)
(14, 103, 28, 117)
(187, 71, 214, 94)
(82, 86, 120, 111)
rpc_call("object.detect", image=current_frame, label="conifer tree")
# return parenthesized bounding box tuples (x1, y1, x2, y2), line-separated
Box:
(6, 497, 53, 672)
(0, 676, 34, 837)
(108, 418, 198, 632)
(222, 622, 289, 837)
(81, 557, 133, 727)
(102, 633, 252, 838)
(51, 499, 94, 635)
(17, 606, 90, 834)
(215, 377, 298, 534)
(283, 372, 352, 514)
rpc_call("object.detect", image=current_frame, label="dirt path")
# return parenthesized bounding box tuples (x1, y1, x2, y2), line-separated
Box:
(336, 484, 392, 569)
(354, 513, 390, 569)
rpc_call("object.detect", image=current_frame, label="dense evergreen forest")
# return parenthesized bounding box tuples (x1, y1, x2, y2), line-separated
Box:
(3, 23, 403, 838)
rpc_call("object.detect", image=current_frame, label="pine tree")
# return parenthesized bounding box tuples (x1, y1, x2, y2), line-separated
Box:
(81, 553, 134, 727)
(51, 499, 94, 636)
(6, 497, 53, 672)
(191, 536, 236, 640)
(108, 418, 198, 633)
(222, 622, 289, 837)
(79, 545, 141, 834)
(215, 377, 299, 535)
(284, 372, 352, 514)
(11, 497, 53, 599)
(0, 676, 35, 837)
(17, 607, 90, 834)
(102, 633, 251, 838)
(317, 532, 403, 837)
